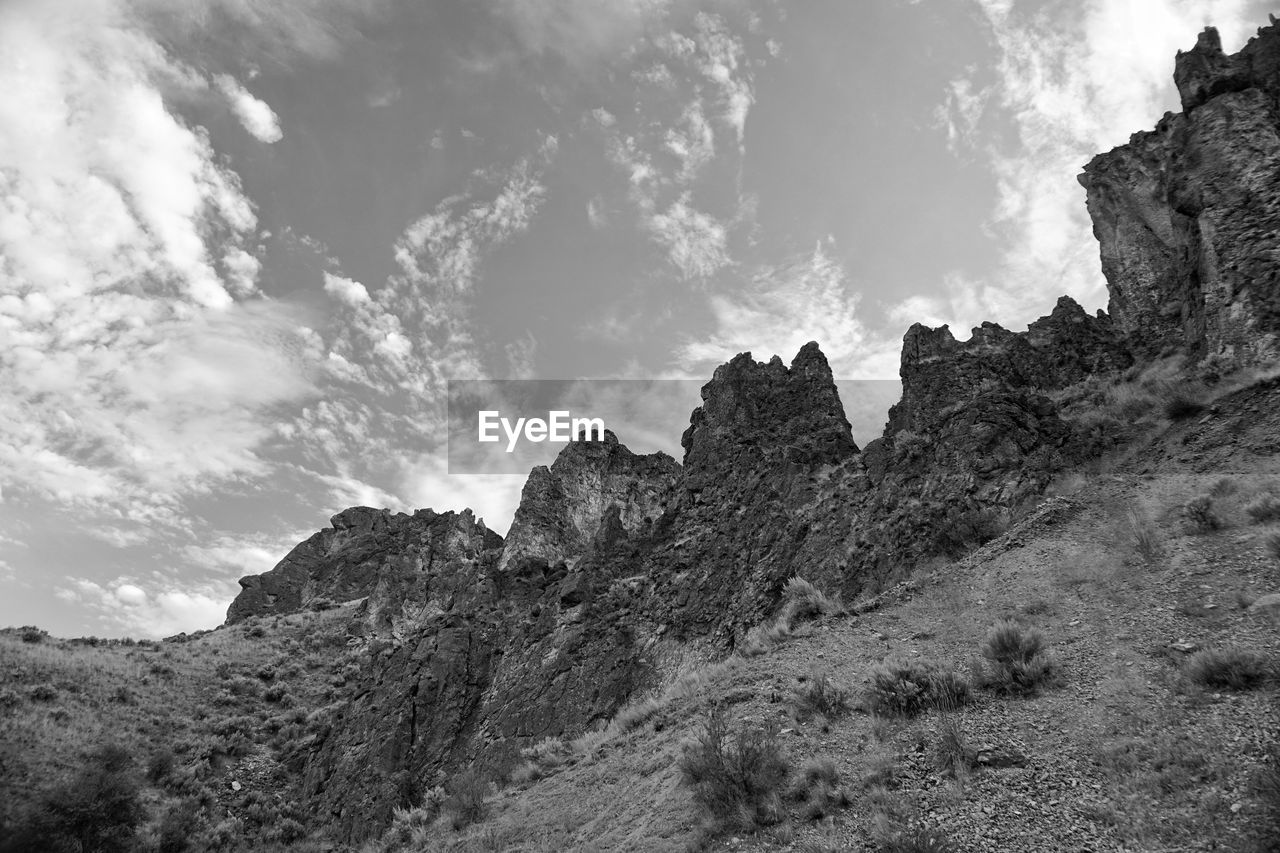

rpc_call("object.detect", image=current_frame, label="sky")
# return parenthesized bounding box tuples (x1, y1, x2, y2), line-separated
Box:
(1, 0, 1273, 638)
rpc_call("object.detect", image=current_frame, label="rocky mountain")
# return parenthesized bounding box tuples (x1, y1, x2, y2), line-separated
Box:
(1079, 18, 1280, 361)
(216, 17, 1280, 844)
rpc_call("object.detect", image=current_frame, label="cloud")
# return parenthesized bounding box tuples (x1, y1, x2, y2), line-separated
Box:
(0, 0, 322, 536)
(647, 195, 731, 280)
(57, 576, 235, 638)
(215, 74, 283, 143)
(493, 0, 674, 65)
(676, 242, 900, 379)
(919, 0, 1260, 330)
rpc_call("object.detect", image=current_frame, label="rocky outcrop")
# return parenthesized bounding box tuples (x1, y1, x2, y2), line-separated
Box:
(225, 507, 501, 625)
(497, 429, 679, 573)
(1080, 19, 1280, 362)
(886, 296, 1129, 436)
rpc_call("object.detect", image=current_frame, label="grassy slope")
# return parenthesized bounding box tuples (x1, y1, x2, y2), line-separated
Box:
(405, 375, 1280, 853)
(0, 603, 360, 850)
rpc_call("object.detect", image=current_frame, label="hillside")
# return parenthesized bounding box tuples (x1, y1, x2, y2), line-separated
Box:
(2, 15, 1280, 853)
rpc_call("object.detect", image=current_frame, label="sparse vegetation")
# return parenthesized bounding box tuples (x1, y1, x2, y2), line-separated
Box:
(976, 620, 1056, 695)
(790, 670, 850, 722)
(866, 658, 970, 717)
(441, 770, 490, 831)
(1183, 496, 1223, 533)
(1126, 508, 1164, 563)
(3, 743, 144, 853)
(1184, 647, 1271, 690)
(789, 756, 849, 821)
(678, 705, 789, 833)
(1245, 494, 1280, 524)
(932, 711, 974, 779)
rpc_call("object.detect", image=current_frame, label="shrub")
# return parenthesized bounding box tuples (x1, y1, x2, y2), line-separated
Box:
(441, 770, 489, 830)
(28, 684, 57, 702)
(1184, 647, 1270, 690)
(20, 626, 45, 644)
(932, 713, 974, 779)
(977, 620, 1056, 695)
(147, 748, 176, 784)
(156, 799, 201, 853)
(791, 670, 850, 721)
(1267, 532, 1280, 561)
(1245, 494, 1280, 524)
(1183, 496, 1223, 533)
(789, 757, 849, 821)
(1127, 508, 1163, 563)
(866, 659, 971, 717)
(4, 743, 145, 853)
(678, 705, 790, 832)
(782, 576, 844, 622)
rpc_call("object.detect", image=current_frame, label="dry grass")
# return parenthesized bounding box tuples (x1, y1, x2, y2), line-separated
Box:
(865, 658, 970, 717)
(1183, 647, 1271, 690)
(976, 620, 1057, 696)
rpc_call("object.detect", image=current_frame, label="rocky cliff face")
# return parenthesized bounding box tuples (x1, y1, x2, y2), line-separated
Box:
(222, 18, 1280, 843)
(226, 507, 501, 626)
(1080, 18, 1280, 362)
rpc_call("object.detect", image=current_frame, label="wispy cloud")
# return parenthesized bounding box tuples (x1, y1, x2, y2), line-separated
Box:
(676, 242, 900, 379)
(0, 0, 318, 536)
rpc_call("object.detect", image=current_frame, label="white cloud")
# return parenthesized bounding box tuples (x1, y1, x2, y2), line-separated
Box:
(647, 195, 731, 280)
(676, 242, 900, 379)
(0, 0, 319, 533)
(58, 576, 234, 638)
(215, 74, 283, 143)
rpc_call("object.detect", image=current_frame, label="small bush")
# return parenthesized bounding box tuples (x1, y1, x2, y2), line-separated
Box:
(678, 705, 790, 833)
(147, 748, 176, 784)
(739, 617, 793, 658)
(1127, 508, 1163, 563)
(1267, 532, 1280, 561)
(1184, 647, 1270, 690)
(782, 576, 844, 622)
(866, 659, 970, 717)
(1245, 494, 1280, 524)
(789, 757, 849, 820)
(932, 713, 974, 779)
(1183, 496, 1223, 533)
(28, 684, 57, 702)
(20, 626, 45, 644)
(5, 743, 145, 853)
(441, 770, 489, 830)
(791, 670, 850, 721)
(977, 620, 1056, 695)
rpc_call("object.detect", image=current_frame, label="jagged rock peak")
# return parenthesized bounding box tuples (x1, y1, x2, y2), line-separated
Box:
(497, 430, 680, 573)
(225, 506, 501, 624)
(1080, 18, 1280, 362)
(681, 342, 858, 481)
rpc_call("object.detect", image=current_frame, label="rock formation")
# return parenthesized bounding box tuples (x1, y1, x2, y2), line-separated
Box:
(221, 18, 1280, 842)
(1080, 19, 1280, 362)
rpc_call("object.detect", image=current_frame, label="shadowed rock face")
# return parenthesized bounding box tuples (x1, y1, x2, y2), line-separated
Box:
(225, 507, 501, 625)
(1080, 20, 1280, 362)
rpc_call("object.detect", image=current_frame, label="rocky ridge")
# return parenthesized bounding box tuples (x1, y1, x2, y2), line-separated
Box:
(222, 19, 1280, 842)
